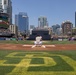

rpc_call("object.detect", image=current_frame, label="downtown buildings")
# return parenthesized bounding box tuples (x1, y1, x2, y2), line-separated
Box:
(38, 16, 48, 28)
(15, 12, 29, 34)
(52, 24, 60, 35)
(0, 0, 12, 24)
(0, 0, 14, 39)
(61, 21, 73, 35)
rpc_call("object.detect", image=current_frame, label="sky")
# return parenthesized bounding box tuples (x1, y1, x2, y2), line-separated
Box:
(12, 0, 76, 27)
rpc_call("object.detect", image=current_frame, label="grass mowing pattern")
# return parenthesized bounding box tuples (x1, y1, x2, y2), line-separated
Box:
(28, 56, 74, 71)
(0, 66, 15, 75)
(30, 58, 44, 64)
(0, 50, 76, 75)
(4, 58, 22, 64)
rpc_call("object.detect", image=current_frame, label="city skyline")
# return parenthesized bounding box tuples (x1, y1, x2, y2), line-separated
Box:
(0, 0, 12, 24)
(15, 12, 29, 32)
(12, 0, 76, 27)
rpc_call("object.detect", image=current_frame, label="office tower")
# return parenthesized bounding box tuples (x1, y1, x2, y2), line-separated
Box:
(30, 25, 35, 35)
(9, 24, 18, 37)
(0, 0, 12, 24)
(52, 24, 60, 34)
(30, 25, 35, 29)
(56, 28, 62, 35)
(15, 12, 29, 33)
(75, 12, 76, 27)
(61, 20, 73, 35)
(38, 16, 48, 28)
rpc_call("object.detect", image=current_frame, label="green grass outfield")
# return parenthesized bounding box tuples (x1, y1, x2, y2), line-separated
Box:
(0, 50, 76, 75)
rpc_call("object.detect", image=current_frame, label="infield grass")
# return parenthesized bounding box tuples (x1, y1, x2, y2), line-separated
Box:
(0, 50, 76, 75)
(0, 40, 76, 45)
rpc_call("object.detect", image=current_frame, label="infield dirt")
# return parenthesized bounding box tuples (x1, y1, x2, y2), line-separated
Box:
(0, 44, 76, 51)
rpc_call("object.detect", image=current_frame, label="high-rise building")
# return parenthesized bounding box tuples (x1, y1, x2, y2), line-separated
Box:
(61, 21, 73, 35)
(15, 12, 29, 33)
(30, 25, 35, 35)
(52, 24, 60, 34)
(38, 16, 48, 28)
(0, 0, 12, 24)
(9, 24, 18, 37)
(30, 25, 35, 30)
(75, 12, 76, 27)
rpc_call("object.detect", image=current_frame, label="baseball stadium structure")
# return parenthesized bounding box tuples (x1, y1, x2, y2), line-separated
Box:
(0, 13, 14, 40)
(27, 29, 51, 40)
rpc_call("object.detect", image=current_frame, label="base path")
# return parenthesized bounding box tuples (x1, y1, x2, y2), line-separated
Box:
(0, 44, 76, 51)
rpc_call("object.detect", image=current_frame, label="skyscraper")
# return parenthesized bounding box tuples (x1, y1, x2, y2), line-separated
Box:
(15, 12, 29, 33)
(38, 16, 48, 28)
(0, 0, 12, 24)
(52, 24, 60, 34)
(61, 21, 73, 35)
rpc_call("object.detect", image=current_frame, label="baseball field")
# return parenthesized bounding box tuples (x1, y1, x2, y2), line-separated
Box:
(0, 40, 76, 75)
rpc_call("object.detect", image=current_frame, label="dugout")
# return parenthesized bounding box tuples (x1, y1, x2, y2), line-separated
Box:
(27, 29, 51, 40)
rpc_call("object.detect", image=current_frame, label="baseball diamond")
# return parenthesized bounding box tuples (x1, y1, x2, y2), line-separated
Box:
(0, 43, 76, 75)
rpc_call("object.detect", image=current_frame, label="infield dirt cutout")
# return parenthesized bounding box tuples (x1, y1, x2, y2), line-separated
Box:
(0, 44, 76, 51)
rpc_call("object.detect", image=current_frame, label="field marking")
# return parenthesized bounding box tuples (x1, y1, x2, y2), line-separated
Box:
(45, 45, 56, 47)
(22, 45, 32, 46)
(22, 45, 56, 47)
(59, 55, 76, 71)
(0, 52, 75, 75)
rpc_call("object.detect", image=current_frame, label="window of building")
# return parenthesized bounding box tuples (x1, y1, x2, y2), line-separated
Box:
(4, 0, 7, 4)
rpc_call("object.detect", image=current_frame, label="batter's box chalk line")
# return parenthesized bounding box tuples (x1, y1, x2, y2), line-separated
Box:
(31, 45, 46, 48)
(45, 45, 56, 47)
(22, 45, 32, 46)
(22, 45, 55, 48)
